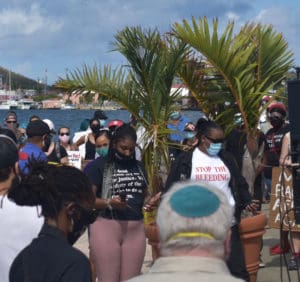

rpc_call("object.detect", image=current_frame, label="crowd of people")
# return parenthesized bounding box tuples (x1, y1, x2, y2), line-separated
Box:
(0, 99, 296, 281)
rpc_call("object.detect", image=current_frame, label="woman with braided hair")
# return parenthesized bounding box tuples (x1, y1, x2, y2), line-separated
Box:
(8, 160, 97, 282)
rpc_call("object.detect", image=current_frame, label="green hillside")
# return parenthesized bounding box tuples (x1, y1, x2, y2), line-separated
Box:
(0, 66, 41, 90)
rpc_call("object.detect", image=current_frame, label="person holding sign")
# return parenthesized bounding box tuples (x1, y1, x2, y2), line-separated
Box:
(278, 132, 300, 270)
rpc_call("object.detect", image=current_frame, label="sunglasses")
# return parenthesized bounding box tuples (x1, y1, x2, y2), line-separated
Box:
(205, 135, 224, 144)
(59, 132, 70, 136)
(6, 120, 17, 124)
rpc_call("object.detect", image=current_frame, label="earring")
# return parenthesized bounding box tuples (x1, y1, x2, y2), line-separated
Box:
(70, 217, 74, 231)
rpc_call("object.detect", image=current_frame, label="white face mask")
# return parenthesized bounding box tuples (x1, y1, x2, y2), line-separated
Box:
(59, 135, 70, 144)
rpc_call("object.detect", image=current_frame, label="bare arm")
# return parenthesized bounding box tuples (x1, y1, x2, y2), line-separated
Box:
(279, 132, 291, 166)
(75, 135, 86, 147)
(92, 185, 127, 210)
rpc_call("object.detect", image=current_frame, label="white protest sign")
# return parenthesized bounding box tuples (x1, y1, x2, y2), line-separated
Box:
(67, 151, 82, 170)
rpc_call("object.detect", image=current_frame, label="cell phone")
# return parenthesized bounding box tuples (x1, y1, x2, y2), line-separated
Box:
(119, 191, 127, 202)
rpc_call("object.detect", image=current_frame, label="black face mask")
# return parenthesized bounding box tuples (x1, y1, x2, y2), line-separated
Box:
(90, 124, 100, 134)
(67, 205, 98, 245)
(270, 117, 284, 129)
(43, 135, 52, 151)
(115, 151, 134, 163)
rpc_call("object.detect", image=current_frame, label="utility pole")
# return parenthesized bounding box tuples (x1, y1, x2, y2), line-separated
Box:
(44, 69, 47, 95)
(9, 70, 11, 95)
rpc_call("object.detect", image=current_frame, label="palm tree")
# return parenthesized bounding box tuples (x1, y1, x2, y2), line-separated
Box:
(56, 26, 190, 193)
(173, 17, 294, 134)
(173, 17, 294, 196)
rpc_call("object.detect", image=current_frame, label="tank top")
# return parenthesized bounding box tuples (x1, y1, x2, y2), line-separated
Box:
(85, 138, 96, 160)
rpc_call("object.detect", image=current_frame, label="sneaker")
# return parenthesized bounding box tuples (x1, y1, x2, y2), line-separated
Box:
(259, 259, 266, 268)
(270, 243, 290, 255)
(288, 257, 299, 271)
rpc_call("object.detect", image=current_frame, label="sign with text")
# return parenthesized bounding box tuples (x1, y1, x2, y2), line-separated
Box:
(67, 151, 82, 170)
(269, 167, 300, 231)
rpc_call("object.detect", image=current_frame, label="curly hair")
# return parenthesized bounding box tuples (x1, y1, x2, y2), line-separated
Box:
(8, 159, 94, 218)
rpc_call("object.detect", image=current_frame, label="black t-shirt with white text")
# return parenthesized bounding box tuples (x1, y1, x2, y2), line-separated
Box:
(264, 124, 290, 178)
(86, 157, 148, 220)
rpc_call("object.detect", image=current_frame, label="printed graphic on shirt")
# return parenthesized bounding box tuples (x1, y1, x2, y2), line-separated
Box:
(191, 148, 235, 208)
(194, 165, 230, 182)
(108, 164, 146, 220)
(111, 167, 145, 197)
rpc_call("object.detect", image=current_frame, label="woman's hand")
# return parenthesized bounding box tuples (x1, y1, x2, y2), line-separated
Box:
(245, 199, 260, 214)
(144, 192, 161, 212)
(110, 196, 128, 210)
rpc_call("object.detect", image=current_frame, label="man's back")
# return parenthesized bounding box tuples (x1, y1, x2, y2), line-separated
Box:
(127, 256, 243, 282)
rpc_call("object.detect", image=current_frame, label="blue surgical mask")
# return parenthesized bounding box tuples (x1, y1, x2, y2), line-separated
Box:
(99, 119, 106, 127)
(96, 147, 109, 157)
(184, 131, 196, 139)
(207, 143, 222, 156)
(170, 112, 180, 120)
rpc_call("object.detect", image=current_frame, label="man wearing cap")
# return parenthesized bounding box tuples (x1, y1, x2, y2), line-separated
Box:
(0, 135, 43, 282)
(94, 110, 108, 128)
(3, 110, 26, 147)
(128, 181, 242, 281)
(19, 120, 50, 173)
(167, 111, 194, 161)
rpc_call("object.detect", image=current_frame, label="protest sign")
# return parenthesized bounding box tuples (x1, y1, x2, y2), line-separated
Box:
(269, 167, 300, 231)
(67, 151, 82, 169)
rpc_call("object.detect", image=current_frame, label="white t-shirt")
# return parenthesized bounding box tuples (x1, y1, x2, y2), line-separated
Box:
(72, 129, 91, 159)
(0, 196, 44, 282)
(190, 148, 235, 208)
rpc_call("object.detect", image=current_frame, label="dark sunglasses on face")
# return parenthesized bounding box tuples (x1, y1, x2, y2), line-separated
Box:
(205, 135, 224, 144)
(59, 132, 70, 136)
(6, 120, 17, 124)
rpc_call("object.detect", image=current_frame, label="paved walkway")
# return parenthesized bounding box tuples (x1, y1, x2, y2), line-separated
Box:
(74, 203, 300, 281)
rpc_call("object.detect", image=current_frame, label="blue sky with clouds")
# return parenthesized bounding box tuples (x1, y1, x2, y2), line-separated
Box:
(0, 0, 299, 85)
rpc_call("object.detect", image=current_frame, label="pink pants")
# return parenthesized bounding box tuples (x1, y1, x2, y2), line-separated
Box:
(89, 217, 146, 282)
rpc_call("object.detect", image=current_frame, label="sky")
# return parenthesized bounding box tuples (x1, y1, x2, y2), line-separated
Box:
(0, 0, 299, 85)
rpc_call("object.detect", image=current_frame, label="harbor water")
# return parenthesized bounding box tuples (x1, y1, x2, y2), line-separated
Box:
(0, 109, 204, 141)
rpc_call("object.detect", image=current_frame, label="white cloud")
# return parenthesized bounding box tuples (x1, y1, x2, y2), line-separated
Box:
(0, 3, 63, 38)
(226, 12, 240, 22)
(0, 0, 299, 84)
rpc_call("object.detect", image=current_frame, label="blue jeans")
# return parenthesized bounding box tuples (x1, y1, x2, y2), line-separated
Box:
(264, 178, 272, 201)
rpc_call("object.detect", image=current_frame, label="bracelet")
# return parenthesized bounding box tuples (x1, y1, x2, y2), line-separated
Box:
(106, 199, 113, 210)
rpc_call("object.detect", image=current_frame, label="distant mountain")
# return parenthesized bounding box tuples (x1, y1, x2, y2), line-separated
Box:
(0, 66, 41, 90)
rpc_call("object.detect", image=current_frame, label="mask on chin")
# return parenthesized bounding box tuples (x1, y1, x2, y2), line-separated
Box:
(206, 143, 222, 157)
(67, 205, 98, 245)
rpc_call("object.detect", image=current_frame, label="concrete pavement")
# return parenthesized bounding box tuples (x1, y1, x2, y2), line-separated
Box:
(74, 203, 300, 281)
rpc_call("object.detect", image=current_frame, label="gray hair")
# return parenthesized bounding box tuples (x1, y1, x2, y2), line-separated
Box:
(157, 181, 233, 257)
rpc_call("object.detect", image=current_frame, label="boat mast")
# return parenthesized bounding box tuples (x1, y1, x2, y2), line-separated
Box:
(9, 70, 11, 95)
